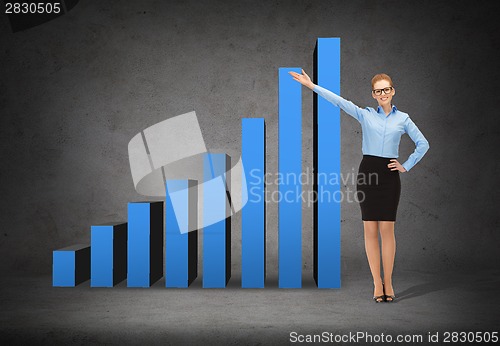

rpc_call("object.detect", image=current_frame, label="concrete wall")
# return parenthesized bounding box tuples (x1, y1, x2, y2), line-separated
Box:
(1, 0, 498, 276)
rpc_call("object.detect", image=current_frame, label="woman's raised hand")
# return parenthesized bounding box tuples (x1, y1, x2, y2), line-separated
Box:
(288, 69, 315, 90)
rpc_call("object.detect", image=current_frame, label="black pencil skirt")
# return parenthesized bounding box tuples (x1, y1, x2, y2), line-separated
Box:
(356, 155, 401, 221)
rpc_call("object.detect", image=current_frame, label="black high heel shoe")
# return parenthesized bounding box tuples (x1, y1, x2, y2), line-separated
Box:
(384, 294, 396, 302)
(373, 282, 384, 303)
(383, 283, 396, 302)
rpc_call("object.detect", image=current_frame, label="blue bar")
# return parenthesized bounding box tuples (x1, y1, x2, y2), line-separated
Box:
(91, 223, 127, 287)
(165, 179, 198, 288)
(314, 38, 341, 288)
(203, 153, 231, 288)
(53, 244, 90, 287)
(128, 201, 163, 287)
(242, 118, 266, 288)
(278, 67, 302, 288)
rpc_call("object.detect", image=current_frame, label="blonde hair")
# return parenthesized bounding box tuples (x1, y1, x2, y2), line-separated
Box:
(371, 73, 393, 89)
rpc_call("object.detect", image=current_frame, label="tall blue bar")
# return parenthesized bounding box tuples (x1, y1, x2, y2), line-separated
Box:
(313, 38, 341, 288)
(53, 244, 90, 287)
(165, 179, 198, 288)
(241, 118, 266, 288)
(91, 222, 127, 287)
(203, 153, 231, 288)
(127, 201, 163, 287)
(278, 67, 302, 288)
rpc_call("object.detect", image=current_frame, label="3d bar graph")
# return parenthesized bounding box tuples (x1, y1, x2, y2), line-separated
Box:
(53, 244, 90, 287)
(52, 37, 342, 290)
(278, 67, 302, 288)
(203, 153, 231, 288)
(165, 179, 198, 288)
(127, 201, 164, 287)
(241, 118, 266, 288)
(313, 38, 341, 288)
(91, 223, 127, 287)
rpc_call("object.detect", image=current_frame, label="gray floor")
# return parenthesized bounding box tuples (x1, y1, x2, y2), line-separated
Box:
(1, 268, 499, 345)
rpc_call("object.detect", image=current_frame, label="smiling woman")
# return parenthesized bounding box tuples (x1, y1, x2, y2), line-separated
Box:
(289, 69, 430, 304)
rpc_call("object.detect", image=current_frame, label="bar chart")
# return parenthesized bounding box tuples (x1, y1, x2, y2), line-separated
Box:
(52, 38, 341, 289)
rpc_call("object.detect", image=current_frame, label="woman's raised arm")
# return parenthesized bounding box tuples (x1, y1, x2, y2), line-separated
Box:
(289, 69, 367, 123)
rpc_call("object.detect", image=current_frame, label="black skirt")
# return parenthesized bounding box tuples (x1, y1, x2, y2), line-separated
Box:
(356, 155, 401, 221)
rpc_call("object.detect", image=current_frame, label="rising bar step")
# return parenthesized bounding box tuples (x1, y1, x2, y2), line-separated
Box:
(278, 67, 302, 288)
(203, 153, 231, 288)
(242, 118, 266, 288)
(165, 179, 198, 288)
(91, 222, 127, 287)
(53, 244, 90, 287)
(127, 201, 164, 287)
(313, 38, 341, 288)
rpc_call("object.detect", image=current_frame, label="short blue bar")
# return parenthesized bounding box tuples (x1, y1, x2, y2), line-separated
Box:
(52, 244, 90, 287)
(242, 118, 266, 288)
(278, 67, 302, 288)
(127, 201, 163, 287)
(53, 251, 75, 287)
(165, 179, 198, 288)
(91, 223, 127, 287)
(203, 153, 231, 288)
(314, 38, 341, 288)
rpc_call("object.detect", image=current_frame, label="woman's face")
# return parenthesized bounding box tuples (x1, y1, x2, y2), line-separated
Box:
(372, 79, 395, 108)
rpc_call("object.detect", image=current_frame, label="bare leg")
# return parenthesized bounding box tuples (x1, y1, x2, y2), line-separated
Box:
(363, 221, 383, 301)
(380, 221, 396, 301)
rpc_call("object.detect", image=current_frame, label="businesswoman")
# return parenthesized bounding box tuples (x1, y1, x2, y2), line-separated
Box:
(289, 70, 429, 303)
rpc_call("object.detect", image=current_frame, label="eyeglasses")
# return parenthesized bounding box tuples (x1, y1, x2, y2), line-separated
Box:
(372, 87, 393, 96)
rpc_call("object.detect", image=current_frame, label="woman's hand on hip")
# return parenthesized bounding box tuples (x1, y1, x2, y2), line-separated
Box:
(289, 69, 315, 90)
(388, 159, 407, 173)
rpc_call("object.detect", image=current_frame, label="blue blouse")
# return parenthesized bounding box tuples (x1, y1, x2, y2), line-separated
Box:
(313, 85, 430, 172)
